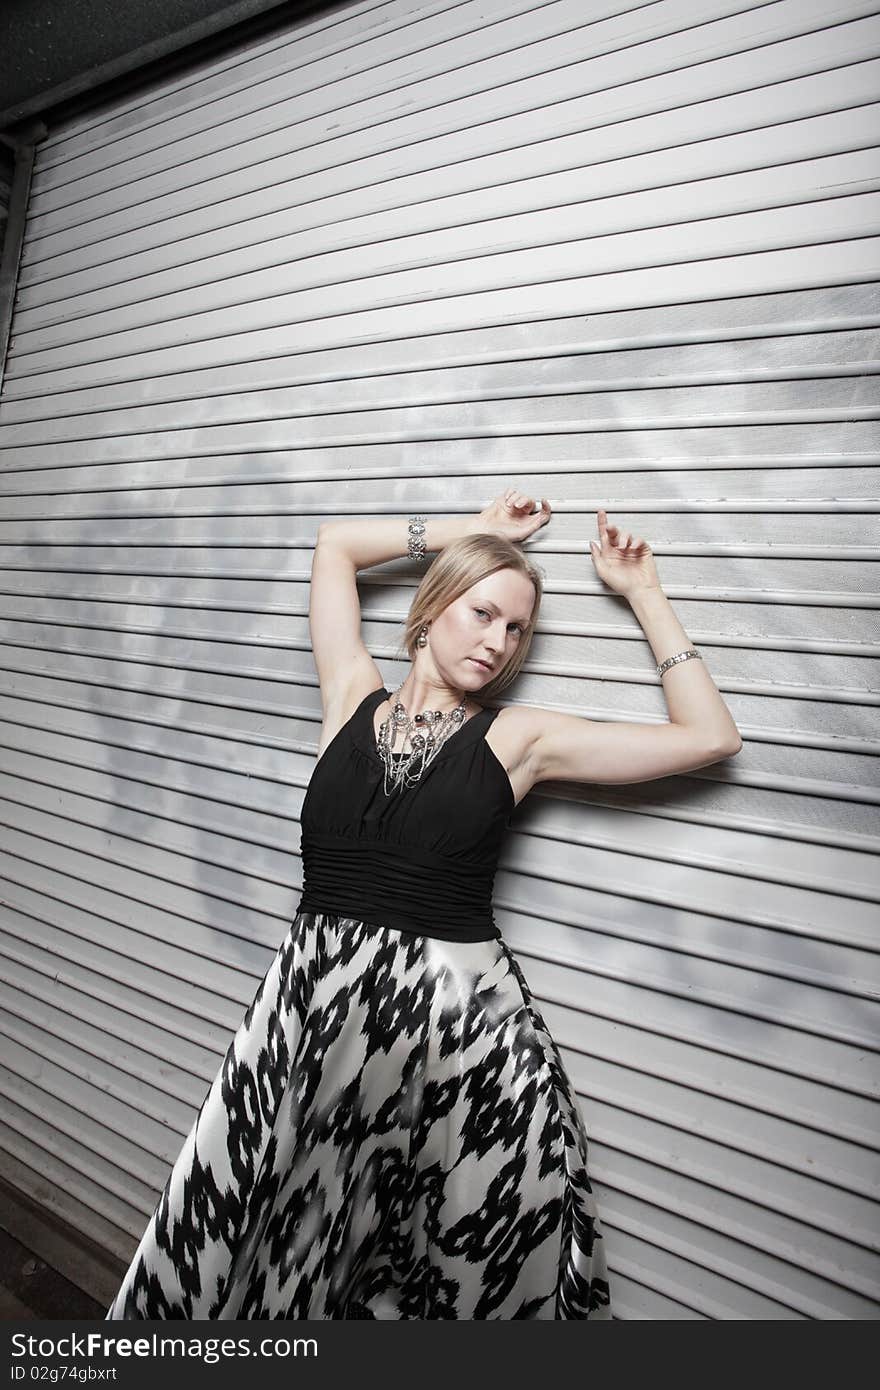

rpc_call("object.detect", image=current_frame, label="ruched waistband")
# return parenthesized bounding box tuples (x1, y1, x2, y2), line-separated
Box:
(296, 831, 500, 942)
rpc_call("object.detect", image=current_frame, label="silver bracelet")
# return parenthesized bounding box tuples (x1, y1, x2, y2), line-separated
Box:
(407, 515, 427, 560)
(657, 648, 702, 678)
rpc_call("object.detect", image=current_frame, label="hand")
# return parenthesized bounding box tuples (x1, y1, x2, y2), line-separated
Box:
(473, 488, 552, 542)
(589, 508, 662, 598)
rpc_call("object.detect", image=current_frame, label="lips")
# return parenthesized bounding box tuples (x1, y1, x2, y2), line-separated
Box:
(470, 657, 493, 671)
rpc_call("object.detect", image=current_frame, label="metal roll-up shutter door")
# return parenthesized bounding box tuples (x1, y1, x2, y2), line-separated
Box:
(0, 0, 878, 1318)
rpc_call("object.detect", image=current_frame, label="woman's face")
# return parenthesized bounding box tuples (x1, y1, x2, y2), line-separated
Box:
(426, 568, 537, 690)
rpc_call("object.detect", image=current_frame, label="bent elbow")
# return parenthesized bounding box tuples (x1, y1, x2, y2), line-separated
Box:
(713, 733, 743, 760)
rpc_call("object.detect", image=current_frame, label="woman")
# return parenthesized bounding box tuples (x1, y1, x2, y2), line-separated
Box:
(106, 488, 741, 1320)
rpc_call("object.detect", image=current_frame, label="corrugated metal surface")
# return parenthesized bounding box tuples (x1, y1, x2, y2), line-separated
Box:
(0, 0, 878, 1318)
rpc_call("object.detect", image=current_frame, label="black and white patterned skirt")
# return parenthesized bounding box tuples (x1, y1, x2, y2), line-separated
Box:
(106, 910, 612, 1319)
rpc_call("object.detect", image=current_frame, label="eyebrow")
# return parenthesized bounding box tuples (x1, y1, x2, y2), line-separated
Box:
(476, 598, 531, 626)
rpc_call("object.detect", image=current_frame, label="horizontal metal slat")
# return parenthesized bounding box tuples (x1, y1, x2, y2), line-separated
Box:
(0, 558, 875, 617)
(0, 816, 289, 959)
(0, 754, 297, 898)
(4, 282, 874, 410)
(3, 441, 880, 494)
(0, 689, 873, 872)
(517, 949, 878, 1096)
(0, 685, 875, 863)
(0, 545, 875, 610)
(0, 828, 278, 973)
(2, 646, 877, 783)
(1, 458, 878, 519)
(584, 1209, 804, 1318)
(0, 1000, 193, 1139)
(600, 1268, 703, 1318)
(0, 908, 246, 1045)
(579, 1095, 879, 1276)
(0, 675, 313, 799)
(7, 792, 871, 1057)
(4, 328, 880, 430)
(0, 787, 297, 934)
(0, 977, 212, 1119)
(591, 1177, 879, 1316)
(5, 340, 880, 446)
(505, 832, 880, 961)
(0, 726, 299, 879)
(29, 0, 854, 239)
(1, 717, 875, 898)
(0, 1077, 161, 1216)
(0, 1121, 144, 1249)
(19, 55, 880, 290)
(29, 0, 642, 216)
(500, 893, 880, 1049)
(17, 108, 880, 332)
(3, 761, 873, 1000)
(0, 905, 243, 1047)
(13, 193, 880, 377)
(32, 0, 528, 176)
(0, 1035, 183, 1171)
(546, 996, 879, 1151)
(9, 241, 880, 393)
(1, 611, 877, 724)
(1, 584, 877, 660)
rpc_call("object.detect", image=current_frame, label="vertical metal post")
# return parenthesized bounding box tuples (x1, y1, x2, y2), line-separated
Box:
(0, 122, 46, 398)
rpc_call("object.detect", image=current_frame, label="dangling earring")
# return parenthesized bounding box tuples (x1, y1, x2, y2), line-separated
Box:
(416, 624, 429, 648)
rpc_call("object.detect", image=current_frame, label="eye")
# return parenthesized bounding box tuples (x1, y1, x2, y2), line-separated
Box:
(475, 608, 523, 635)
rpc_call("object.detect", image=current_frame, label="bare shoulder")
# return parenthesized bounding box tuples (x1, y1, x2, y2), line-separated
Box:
(487, 701, 546, 747)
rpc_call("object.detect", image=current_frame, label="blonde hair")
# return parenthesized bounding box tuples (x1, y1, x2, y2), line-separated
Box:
(400, 533, 544, 701)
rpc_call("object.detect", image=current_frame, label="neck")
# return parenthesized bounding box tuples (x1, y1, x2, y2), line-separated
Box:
(396, 673, 467, 714)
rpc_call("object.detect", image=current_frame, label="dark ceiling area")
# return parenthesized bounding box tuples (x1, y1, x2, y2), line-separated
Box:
(0, 0, 322, 132)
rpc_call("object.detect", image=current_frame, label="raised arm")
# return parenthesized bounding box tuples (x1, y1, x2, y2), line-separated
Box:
(525, 508, 742, 786)
(309, 513, 478, 715)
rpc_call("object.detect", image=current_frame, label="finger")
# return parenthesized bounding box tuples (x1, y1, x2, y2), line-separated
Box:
(620, 532, 632, 550)
(597, 508, 609, 546)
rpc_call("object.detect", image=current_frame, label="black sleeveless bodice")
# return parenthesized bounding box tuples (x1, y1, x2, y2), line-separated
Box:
(296, 685, 515, 941)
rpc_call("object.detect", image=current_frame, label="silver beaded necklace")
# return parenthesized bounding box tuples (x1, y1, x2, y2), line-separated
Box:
(376, 685, 469, 795)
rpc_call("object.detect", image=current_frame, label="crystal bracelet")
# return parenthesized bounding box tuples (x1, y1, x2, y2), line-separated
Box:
(407, 515, 427, 560)
(656, 648, 702, 678)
